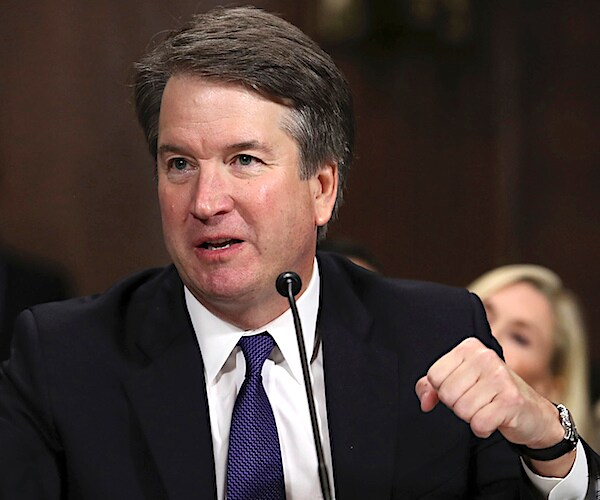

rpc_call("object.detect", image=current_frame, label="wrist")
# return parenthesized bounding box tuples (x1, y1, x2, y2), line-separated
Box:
(525, 446, 577, 478)
(513, 403, 579, 462)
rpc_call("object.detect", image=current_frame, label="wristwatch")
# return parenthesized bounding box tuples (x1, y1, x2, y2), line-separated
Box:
(514, 403, 579, 461)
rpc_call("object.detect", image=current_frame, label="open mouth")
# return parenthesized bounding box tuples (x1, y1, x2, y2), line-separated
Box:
(200, 239, 243, 251)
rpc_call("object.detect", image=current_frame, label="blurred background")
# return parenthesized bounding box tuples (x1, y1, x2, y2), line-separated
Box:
(1, 1, 598, 362)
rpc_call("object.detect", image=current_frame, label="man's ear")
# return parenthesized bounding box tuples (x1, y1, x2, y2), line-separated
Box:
(311, 161, 338, 227)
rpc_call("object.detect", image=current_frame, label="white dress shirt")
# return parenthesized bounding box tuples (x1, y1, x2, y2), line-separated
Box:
(186, 260, 334, 499)
(524, 441, 587, 499)
(185, 258, 588, 499)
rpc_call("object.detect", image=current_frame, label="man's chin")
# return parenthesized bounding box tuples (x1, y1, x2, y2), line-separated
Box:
(188, 275, 260, 307)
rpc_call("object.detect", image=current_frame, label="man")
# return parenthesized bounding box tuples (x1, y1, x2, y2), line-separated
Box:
(0, 6, 597, 499)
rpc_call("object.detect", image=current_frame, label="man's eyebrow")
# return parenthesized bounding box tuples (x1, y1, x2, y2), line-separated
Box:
(224, 140, 275, 155)
(157, 144, 189, 156)
(156, 141, 275, 157)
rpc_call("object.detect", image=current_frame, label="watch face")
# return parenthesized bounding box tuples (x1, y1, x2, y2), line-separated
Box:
(556, 404, 578, 444)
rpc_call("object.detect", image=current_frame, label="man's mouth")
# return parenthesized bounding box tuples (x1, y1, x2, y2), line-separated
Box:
(200, 239, 243, 251)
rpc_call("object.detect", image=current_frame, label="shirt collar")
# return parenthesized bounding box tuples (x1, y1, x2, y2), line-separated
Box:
(185, 258, 321, 385)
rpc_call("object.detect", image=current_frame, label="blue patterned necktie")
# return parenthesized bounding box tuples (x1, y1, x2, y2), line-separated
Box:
(226, 332, 285, 500)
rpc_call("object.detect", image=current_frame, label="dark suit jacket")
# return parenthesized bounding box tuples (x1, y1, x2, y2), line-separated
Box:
(0, 252, 597, 498)
(0, 250, 71, 361)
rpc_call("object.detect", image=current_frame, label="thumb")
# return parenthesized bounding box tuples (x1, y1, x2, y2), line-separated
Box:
(415, 375, 440, 413)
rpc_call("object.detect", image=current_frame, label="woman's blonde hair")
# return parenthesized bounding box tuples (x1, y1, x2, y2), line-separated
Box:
(469, 264, 592, 440)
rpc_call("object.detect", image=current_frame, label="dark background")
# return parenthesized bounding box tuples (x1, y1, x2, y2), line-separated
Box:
(1, 1, 598, 359)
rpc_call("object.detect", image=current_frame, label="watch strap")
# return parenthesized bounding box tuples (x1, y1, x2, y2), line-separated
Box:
(513, 403, 579, 461)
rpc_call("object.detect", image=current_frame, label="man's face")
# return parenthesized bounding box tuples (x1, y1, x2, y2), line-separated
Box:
(157, 75, 337, 328)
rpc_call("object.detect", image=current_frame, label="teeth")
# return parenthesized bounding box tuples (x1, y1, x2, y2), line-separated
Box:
(207, 242, 231, 251)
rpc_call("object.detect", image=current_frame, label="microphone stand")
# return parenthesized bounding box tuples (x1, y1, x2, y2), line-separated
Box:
(276, 272, 333, 500)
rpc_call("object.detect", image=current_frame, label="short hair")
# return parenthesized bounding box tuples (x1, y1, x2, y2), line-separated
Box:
(468, 264, 593, 439)
(133, 5, 354, 237)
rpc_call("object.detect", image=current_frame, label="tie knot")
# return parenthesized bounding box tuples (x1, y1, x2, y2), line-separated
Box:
(238, 332, 275, 376)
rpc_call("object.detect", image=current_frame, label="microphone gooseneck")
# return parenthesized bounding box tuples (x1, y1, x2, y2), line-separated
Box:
(275, 272, 332, 500)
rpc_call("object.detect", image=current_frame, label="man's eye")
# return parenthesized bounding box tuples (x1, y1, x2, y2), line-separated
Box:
(170, 158, 188, 171)
(236, 154, 259, 167)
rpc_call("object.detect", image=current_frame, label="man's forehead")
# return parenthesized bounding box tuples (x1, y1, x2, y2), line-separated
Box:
(162, 74, 294, 108)
(158, 75, 298, 146)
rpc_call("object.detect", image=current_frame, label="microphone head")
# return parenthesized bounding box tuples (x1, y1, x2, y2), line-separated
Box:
(276, 271, 302, 297)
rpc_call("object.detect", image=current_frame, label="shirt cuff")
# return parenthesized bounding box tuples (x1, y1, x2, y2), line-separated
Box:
(521, 440, 588, 500)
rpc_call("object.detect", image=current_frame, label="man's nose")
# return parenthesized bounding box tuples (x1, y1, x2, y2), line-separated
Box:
(191, 165, 234, 220)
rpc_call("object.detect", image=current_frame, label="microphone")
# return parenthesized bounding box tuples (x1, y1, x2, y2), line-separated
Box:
(276, 272, 332, 500)
(276, 271, 302, 297)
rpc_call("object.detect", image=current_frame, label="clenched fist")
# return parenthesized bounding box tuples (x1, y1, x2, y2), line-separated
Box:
(415, 337, 576, 477)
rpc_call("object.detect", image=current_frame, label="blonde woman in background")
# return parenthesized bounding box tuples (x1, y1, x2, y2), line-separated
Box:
(469, 264, 595, 445)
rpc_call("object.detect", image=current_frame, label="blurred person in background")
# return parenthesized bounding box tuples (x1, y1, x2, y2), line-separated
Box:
(469, 264, 596, 446)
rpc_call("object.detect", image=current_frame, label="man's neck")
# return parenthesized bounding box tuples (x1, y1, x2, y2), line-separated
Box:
(198, 294, 292, 331)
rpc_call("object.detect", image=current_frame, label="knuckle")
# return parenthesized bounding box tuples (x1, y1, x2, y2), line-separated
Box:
(437, 384, 459, 408)
(426, 367, 441, 389)
(452, 399, 474, 421)
(463, 337, 480, 347)
(476, 347, 499, 365)
(470, 415, 493, 439)
(489, 363, 508, 384)
(462, 337, 482, 350)
(505, 388, 525, 407)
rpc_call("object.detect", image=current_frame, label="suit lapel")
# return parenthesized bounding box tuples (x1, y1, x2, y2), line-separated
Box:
(121, 259, 400, 499)
(123, 268, 217, 500)
(318, 256, 398, 498)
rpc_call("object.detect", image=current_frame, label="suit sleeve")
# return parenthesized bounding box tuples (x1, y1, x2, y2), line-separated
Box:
(0, 310, 63, 499)
(463, 292, 526, 498)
